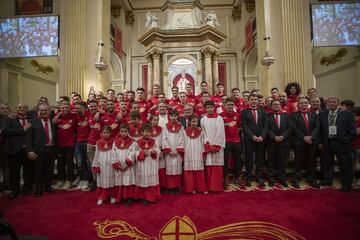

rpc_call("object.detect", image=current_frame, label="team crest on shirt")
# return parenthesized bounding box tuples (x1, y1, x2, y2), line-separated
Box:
(110, 123, 118, 129)
(62, 123, 71, 129)
(81, 121, 88, 126)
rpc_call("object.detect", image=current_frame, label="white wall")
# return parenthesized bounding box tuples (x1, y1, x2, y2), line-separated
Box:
(313, 46, 360, 104)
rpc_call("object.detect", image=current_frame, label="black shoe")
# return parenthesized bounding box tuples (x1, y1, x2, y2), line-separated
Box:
(281, 181, 289, 188)
(246, 179, 251, 187)
(89, 182, 96, 192)
(321, 181, 333, 187)
(142, 199, 148, 205)
(293, 180, 300, 188)
(310, 180, 320, 189)
(268, 179, 275, 187)
(340, 186, 351, 192)
(9, 192, 19, 199)
(34, 190, 42, 198)
(258, 178, 265, 187)
(45, 186, 54, 193)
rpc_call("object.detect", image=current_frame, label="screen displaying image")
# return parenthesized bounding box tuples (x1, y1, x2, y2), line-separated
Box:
(311, 3, 360, 46)
(0, 15, 59, 58)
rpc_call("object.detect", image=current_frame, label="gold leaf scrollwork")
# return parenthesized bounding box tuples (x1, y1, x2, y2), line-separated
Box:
(320, 48, 348, 66)
(30, 60, 53, 75)
(94, 216, 305, 240)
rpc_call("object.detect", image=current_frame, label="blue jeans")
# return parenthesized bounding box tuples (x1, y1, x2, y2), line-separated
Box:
(75, 141, 92, 181)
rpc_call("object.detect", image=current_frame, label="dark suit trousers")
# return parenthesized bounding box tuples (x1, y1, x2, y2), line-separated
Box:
(245, 142, 265, 179)
(57, 146, 75, 182)
(323, 139, 353, 187)
(268, 144, 289, 181)
(34, 146, 56, 188)
(9, 149, 33, 193)
(223, 142, 243, 179)
(294, 144, 318, 181)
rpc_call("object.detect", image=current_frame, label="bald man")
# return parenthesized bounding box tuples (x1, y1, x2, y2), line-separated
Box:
(2, 103, 32, 198)
(26, 104, 57, 197)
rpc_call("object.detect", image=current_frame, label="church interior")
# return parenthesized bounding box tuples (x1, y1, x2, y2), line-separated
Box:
(0, 0, 360, 240)
(0, 0, 359, 108)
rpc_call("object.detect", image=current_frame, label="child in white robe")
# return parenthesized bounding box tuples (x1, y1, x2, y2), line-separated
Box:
(162, 110, 185, 193)
(183, 115, 208, 194)
(92, 125, 116, 205)
(134, 124, 161, 204)
(112, 124, 137, 205)
(149, 115, 167, 190)
(200, 101, 226, 192)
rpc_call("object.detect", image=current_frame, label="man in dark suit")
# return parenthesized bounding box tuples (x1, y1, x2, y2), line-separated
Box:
(2, 103, 33, 198)
(178, 103, 198, 128)
(319, 97, 356, 192)
(0, 103, 11, 193)
(26, 104, 57, 197)
(266, 99, 291, 187)
(241, 94, 268, 187)
(291, 97, 320, 188)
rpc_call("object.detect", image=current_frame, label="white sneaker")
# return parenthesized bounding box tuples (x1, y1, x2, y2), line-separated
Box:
(52, 181, 64, 190)
(72, 176, 80, 186)
(62, 180, 71, 190)
(77, 180, 85, 190)
(97, 200, 103, 205)
(110, 198, 116, 204)
(81, 181, 89, 191)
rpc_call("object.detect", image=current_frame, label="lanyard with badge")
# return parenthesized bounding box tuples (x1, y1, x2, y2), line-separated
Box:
(329, 111, 338, 135)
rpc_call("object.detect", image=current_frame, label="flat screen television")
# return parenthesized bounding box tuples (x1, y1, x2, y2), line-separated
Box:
(0, 15, 59, 58)
(311, 2, 360, 47)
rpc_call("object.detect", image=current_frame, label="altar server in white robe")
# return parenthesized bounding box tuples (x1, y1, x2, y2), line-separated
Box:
(200, 101, 226, 192)
(162, 110, 185, 193)
(134, 124, 161, 204)
(112, 124, 137, 205)
(183, 115, 207, 194)
(92, 126, 116, 205)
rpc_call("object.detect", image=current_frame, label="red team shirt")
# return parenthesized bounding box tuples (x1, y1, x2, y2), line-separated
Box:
(56, 113, 78, 147)
(220, 110, 241, 143)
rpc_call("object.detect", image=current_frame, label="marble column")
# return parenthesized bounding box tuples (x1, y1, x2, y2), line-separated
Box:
(152, 50, 162, 86)
(202, 47, 214, 90)
(146, 54, 153, 97)
(256, 0, 312, 93)
(212, 51, 220, 94)
(59, 0, 110, 98)
(281, 0, 312, 90)
(59, 0, 86, 97)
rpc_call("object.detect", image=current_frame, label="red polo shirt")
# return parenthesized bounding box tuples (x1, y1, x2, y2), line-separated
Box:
(100, 111, 120, 139)
(88, 113, 101, 145)
(76, 112, 90, 142)
(57, 113, 77, 147)
(220, 110, 241, 143)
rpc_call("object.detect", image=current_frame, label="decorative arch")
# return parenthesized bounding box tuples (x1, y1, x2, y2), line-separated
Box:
(110, 50, 125, 91)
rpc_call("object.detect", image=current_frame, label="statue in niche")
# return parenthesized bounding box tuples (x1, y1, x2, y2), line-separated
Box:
(177, 70, 191, 92)
(204, 11, 220, 28)
(145, 12, 159, 29)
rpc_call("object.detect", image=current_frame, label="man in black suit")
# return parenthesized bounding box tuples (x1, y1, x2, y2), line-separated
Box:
(26, 104, 57, 197)
(266, 99, 291, 187)
(178, 103, 198, 128)
(291, 96, 320, 188)
(2, 103, 33, 198)
(0, 103, 11, 193)
(319, 97, 356, 192)
(241, 94, 268, 187)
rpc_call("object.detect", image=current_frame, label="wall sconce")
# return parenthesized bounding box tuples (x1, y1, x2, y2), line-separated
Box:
(94, 41, 108, 72)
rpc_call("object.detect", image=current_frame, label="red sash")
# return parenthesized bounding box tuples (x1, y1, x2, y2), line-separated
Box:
(96, 138, 114, 151)
(137, 137, 155, 150)
(185, 127, 202, 139)
(114, 136, 134, 149)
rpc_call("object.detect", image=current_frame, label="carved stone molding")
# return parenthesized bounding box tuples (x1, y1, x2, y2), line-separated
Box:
(320, 48, 348, 67)
(125, 11, 135, 25)
(111, 6, 121, 19)
(212, 51, 220, 60)
(150, 49, 163, 59)
(201, 47, 215, 57)
(245, 0, 255, 13)
(231, 6, 242, 21)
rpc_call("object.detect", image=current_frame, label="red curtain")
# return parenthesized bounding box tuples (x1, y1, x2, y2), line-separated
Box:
(142, 65, 148, 96)
(114, 26, 123, 57)
(218, 63, 226, 92)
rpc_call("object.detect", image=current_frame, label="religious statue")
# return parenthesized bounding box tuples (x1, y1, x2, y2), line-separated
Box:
(204, 11, 220, 28)
(145, 12, 159, 29)
(177, 70, 190, 92)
